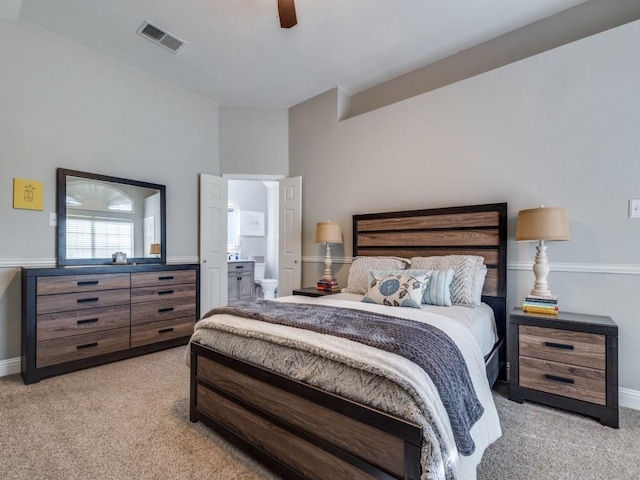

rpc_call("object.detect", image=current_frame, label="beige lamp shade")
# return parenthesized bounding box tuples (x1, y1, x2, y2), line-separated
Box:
(315, 221, 343, 244)
(515, 207, 569, 242)
(149, 243, 162, 255)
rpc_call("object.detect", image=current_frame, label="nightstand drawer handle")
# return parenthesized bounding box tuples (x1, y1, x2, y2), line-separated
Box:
(544, 341, 574, 350)
(544, 374, 575, 384)
(77, 297, 99, 303)
(77, 318, 99, 325)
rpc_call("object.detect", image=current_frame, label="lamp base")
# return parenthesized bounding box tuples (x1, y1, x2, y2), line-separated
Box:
(530, 242, 553, 297)
(322, 243, 333, 281)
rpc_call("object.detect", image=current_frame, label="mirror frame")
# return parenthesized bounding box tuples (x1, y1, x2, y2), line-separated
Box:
(57, 168, 167, 266)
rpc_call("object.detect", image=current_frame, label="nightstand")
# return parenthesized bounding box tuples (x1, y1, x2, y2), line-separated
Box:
(509, 308, 618, 428)
(292, 287, 340, 298)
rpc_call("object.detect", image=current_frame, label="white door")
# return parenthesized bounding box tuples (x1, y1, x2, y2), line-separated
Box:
(278, 176, 302, 296)
(199, 174, 228, 313)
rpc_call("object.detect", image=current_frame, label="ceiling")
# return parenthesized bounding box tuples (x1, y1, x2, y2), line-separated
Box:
(12, 0, 590, 107)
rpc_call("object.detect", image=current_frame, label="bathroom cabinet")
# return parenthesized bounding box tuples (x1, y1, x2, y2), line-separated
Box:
(228, 261, 255, 303)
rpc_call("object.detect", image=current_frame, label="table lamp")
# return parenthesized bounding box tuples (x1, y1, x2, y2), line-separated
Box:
(515, 206, 569, 297)
(149, 243, 161, 258)
(315, 221, 342, 281)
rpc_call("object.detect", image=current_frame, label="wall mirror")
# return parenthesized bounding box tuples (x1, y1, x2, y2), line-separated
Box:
(57, 168, 166, 265)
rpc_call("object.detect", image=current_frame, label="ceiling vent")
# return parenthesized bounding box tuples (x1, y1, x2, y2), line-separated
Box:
(136, 21, 186, 53)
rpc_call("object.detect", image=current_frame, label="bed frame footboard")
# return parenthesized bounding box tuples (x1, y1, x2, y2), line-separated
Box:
(190, 342, 423, 480)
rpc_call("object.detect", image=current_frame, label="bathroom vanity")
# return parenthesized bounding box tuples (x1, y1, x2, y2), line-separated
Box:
(228, 260, 255, 303)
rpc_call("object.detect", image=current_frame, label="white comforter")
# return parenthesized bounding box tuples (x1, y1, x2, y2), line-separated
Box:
(190, 295, 501, 479)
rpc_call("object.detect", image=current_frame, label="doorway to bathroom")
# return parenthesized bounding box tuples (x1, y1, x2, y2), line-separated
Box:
(226, 175, 282, 300)
(199, 173, 301, 312)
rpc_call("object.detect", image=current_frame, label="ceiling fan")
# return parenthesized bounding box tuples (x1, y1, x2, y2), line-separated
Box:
(278, 0, 298, 28)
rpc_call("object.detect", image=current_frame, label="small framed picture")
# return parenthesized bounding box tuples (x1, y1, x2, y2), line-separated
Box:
(239, 210, 265, 237)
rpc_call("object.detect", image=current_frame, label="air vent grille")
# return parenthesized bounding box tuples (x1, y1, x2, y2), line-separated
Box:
(136, 21, 186, 53)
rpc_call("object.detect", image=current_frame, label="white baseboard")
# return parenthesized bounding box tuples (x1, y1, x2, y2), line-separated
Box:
(620, 388, 640, 411)
(0, 357, 20, 377)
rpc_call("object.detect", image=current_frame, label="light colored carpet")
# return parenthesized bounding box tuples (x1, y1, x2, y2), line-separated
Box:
(1, 347, 638, 480)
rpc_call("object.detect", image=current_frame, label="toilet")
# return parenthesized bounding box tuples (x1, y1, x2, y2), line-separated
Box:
(254, 263, 278, 299)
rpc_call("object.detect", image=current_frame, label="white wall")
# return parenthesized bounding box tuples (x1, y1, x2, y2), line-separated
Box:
(219, 106, 288, 176)
(290, 20, 640, 395)
(0, 20, 219, 364)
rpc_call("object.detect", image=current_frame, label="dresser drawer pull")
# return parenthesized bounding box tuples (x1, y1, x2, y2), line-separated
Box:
(159, 276, 175, 281)
(158, 327, 174, 334)
(544, 374, 575, 384)
(77, 342, 98, 350)
(544, 341, 574, 350)
(77, 318, 99, 325)
(158, 307, 174, 313)
(77, 280, 99, 286)
(235, 265, 244, 269)
(158, 290, 174, 295)
(77, 297, 99, 304)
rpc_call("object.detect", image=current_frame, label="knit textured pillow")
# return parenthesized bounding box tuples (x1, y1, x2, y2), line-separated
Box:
(345, 256, 411, 294)
(362, 271, 429, 309)
(410, 256, 485, 307)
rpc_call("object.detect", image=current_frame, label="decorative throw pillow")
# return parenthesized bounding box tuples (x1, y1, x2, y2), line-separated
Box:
(362, 271, 429, 309)
(422, 269, 454, 307)
(345, 256, 411, 294)
(410, 255, 485, 307)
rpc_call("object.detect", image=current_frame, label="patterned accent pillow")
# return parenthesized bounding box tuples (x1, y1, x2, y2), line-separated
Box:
(345, 256, 411, 294)
(410, 256, 485, 307)
(362, 271, 429, 309)
(422, 269, 454, 307)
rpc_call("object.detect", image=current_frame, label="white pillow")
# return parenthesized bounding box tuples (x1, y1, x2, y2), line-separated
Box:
(345, 256, 411, 294)
(362, 271, 428, 309)
(410, 255, 485, 307)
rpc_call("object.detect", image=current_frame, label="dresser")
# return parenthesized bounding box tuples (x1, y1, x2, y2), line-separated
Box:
(509, 308, 618, 427)
(22, 264, 199, 384)
(227, 261, 255, 303)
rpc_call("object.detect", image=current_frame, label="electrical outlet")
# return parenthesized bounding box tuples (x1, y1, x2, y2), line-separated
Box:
(629, 199, 640, 219)
(49, 212, 57, 227)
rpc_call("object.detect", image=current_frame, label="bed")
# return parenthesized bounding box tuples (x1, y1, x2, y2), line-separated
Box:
(188, 202, 507, 480)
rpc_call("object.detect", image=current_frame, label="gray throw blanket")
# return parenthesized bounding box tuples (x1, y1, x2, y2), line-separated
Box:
(207, 300, 484, 455)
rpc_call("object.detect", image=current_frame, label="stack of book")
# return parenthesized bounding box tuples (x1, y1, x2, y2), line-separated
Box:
(523, 295, 558, 315)
(317, 279, 340, 292)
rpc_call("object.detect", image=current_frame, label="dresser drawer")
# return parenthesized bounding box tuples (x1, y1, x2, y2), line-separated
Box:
(36, 327, 130, 368)
(130, 319, 194, 348)
(37, 273, 130, 295)
(37, 288, 131, 314)
(131, 270, 196, 288)
(130, 283, 196, 305)
(131, 298, 196, 325)
(37, 304, 130, 341)
(519, 356, 606, 405)
(519, 325, 605, 370)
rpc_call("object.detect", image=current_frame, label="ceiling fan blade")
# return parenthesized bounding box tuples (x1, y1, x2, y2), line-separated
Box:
(278, 0, 297, 28)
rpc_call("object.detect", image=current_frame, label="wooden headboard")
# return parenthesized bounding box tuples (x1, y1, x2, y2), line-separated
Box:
(353, 202, 508, 362)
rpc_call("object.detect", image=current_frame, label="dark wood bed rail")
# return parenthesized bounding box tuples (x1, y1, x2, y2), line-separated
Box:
(190, 342, 422, 480)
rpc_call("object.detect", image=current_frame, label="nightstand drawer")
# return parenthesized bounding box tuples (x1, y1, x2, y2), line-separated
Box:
(519, 325, 605, 370)
(519, 356, 606, 405)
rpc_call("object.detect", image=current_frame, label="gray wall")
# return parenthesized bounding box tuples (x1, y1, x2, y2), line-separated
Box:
(219, 105, 288, 176)
(0, 20, 219, 362)
(290, 20, 640, 394)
